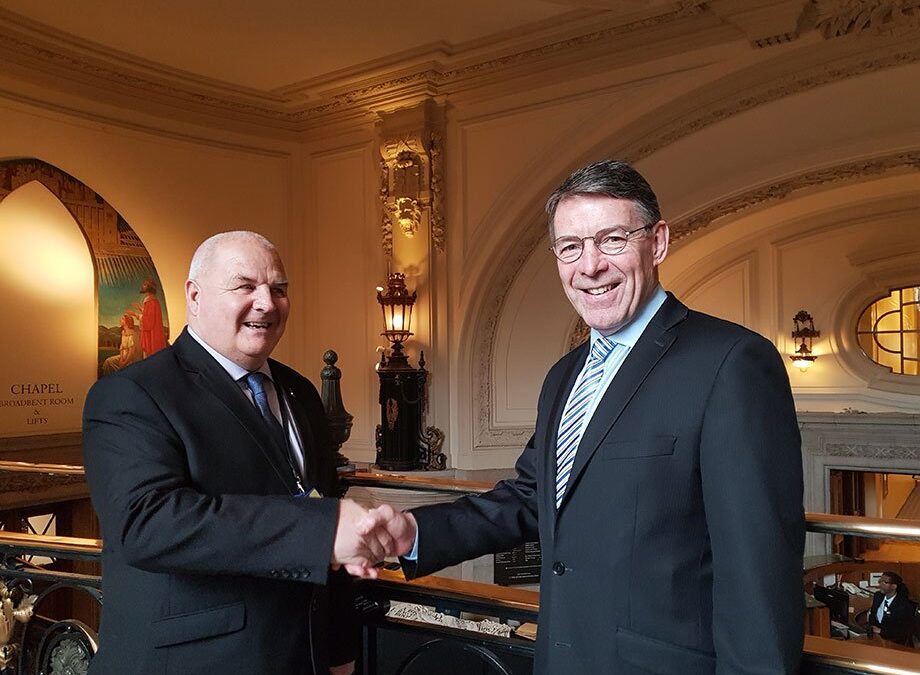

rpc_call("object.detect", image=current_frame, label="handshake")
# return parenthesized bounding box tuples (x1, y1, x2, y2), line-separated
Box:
(331, 500, 418, 578)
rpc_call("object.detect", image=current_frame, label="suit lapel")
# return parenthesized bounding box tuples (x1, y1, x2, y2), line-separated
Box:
(173, 330, 298, 493)
(557, 295, 687, 513)
(269, 362, 319, 492)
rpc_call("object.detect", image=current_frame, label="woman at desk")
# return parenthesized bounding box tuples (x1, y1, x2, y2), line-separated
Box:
(868, 572, 916, 646)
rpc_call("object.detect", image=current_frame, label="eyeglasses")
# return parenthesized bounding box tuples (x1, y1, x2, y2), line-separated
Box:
(550, 225, 652, 263)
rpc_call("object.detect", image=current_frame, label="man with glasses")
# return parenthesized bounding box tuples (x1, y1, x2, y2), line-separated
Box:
(366, 160, 805, 674)
(869, 572, 916, 645)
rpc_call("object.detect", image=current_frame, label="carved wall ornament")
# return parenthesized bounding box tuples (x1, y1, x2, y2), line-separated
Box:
(377, 104, 445, 255)
(820, 442, 920, 459)
(0, 582, 37, 668)
(815, 0, 920, 38)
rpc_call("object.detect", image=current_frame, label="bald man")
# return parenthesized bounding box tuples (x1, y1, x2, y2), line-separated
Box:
(83, 231, 386, 674)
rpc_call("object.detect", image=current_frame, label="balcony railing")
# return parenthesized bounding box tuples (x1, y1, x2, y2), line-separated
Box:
(0, 460, 918, 674)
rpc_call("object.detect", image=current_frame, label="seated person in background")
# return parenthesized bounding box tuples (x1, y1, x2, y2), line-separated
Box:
(101, 314, 142, 376)
(868, 572, 916, 645)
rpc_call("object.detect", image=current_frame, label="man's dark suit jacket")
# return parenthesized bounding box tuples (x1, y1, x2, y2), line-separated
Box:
(869, 591, 916, 645)
(82, 329, 354, 674)
(405, 294, 805, 675)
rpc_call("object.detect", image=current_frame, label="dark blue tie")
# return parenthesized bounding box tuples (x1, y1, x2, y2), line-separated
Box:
(244, 372, 287, 445)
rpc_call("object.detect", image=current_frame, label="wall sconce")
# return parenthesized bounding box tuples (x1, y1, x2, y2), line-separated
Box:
(374, 272, 445, 471)
(790, 310, 820, 372)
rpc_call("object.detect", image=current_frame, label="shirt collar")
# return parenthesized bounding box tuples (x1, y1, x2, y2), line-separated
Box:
(187, 326, 273, 382)
(590, 285, 667, 348)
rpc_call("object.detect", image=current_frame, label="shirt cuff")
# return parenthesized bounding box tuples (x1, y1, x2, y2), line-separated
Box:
(404, 531, 419, 560)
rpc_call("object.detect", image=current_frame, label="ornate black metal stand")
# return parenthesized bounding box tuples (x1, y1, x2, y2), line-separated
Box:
(375, 349, 445, 472)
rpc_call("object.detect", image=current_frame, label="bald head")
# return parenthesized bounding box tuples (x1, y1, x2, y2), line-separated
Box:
(188, 231, 277, 281)
(185, 231, 289, 370)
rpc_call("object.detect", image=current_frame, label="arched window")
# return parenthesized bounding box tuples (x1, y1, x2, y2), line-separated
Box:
(856, 286, 919, 376)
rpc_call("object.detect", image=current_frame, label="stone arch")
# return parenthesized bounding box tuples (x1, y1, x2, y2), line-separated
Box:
(0, 157, 169, 377)
(458, 45, 920, 457)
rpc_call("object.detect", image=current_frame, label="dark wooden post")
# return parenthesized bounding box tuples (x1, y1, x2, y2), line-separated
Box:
(320, 350, 353, 469)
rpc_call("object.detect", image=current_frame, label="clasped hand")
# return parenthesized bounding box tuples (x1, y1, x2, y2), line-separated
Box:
(332, 500, 417, 578)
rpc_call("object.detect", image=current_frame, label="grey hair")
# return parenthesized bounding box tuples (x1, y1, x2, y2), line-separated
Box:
(188, 231, 277, 280)
(545, 160, 661, 237)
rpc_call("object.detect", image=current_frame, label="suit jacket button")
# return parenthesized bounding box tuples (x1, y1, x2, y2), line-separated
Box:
(281, 569, 291, 579)
(270, 570, 279, 577)
(552, 562, 566, 576)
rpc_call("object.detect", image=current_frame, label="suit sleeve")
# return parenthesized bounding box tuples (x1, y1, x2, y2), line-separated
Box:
(403, 432, 541, 579)
(82, 374, 339, 584)
(698, 334, 805, 675)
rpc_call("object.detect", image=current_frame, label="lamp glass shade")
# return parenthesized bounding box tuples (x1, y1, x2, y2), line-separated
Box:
(377, 272, 416, 345)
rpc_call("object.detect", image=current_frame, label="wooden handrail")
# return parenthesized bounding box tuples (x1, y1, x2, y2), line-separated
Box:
(0, 459, 85, 475)
(0, 529, 101, 557)
(804, 635, 920, 674)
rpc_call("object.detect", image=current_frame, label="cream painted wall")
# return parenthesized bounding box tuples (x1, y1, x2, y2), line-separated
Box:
(301, 133, 385, 462)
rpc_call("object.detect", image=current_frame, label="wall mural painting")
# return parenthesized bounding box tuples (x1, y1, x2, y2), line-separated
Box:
(0, 158, 169, 379)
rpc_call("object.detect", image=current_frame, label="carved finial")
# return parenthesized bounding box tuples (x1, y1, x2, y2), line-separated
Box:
(419, 350, 426, 369)
(321, 350, 341, 381)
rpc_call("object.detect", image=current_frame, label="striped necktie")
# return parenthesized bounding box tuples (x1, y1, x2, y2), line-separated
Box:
(555, 336, 615, 507)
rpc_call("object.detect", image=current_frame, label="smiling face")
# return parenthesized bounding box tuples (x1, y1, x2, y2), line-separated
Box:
(554, 194, 669, 335)
(185, 235, 289, 370)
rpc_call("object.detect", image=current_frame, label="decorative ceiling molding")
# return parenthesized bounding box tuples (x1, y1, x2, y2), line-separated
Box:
(0, 3, 709, 134)
(709, 0, 811, 48)
(619, 37, 920, 163)
(814, 0, 920, 38)
(3, 2, 920, 138)
(670, 151, 920, 243)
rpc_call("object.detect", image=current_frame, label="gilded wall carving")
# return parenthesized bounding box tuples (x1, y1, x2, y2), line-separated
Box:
(377, 104, 445, 256)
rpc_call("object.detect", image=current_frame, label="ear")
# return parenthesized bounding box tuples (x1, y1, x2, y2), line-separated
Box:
(651, 220, 669, 267)
(185, 279, 200, 317)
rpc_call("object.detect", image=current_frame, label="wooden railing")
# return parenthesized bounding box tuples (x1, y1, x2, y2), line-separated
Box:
(1, 461, 918, 674)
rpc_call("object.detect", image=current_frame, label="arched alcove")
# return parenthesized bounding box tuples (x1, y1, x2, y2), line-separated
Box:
(0, 158, 169, 436)
(0, 181, 95, 434)
(455, 56, 920, 467)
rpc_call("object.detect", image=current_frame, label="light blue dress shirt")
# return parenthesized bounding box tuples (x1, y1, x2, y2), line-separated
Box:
(406, 285, 668, 560)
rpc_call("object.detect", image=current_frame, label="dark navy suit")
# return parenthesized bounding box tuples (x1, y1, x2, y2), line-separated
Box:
(405, 294, 804, 674)
(83, 329, 354, 674)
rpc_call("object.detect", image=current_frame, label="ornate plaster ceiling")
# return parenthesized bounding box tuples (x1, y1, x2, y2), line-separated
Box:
(0, 0, 674, 91)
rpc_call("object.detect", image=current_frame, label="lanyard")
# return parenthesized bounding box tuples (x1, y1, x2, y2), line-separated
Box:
(273, 382, 306, 496)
